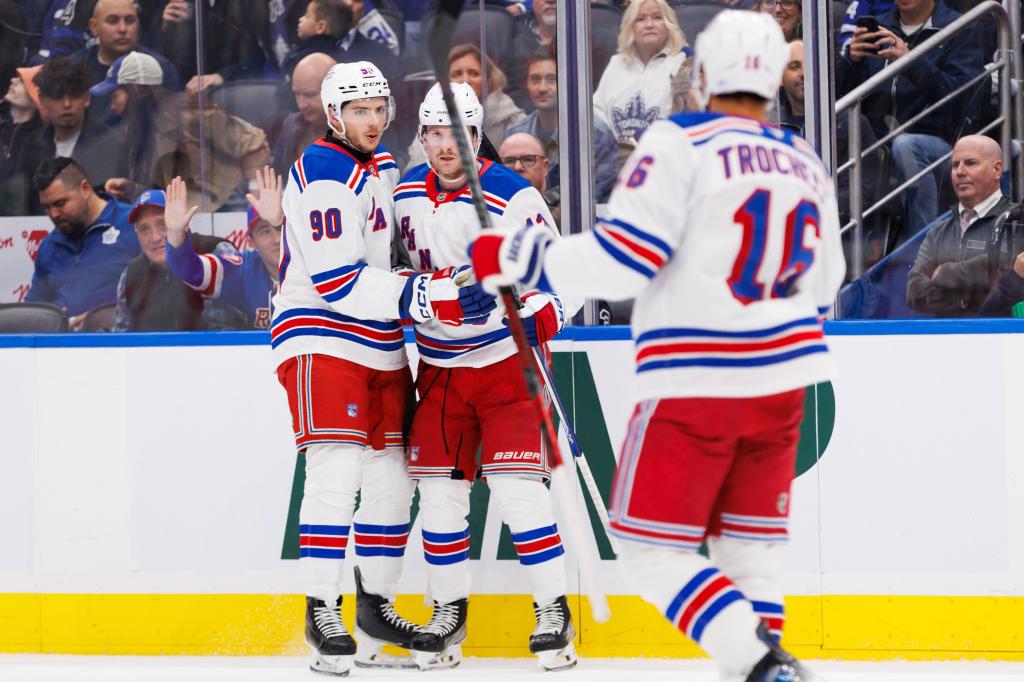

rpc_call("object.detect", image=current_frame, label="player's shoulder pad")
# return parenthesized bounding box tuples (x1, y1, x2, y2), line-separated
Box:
(667, 111, 724, 131)
(291, 139, 359, 189)
(396, 163, 431, 187)
(394, 163, 431, 200)
(479, 159, 531, 200)
(373, 145, 399, 173)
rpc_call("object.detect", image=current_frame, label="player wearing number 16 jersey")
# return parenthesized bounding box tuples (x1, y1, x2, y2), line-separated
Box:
(472, 11, 843, 682)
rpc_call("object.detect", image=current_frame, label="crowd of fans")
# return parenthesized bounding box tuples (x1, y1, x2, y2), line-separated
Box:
(0, 0, 1018, 327)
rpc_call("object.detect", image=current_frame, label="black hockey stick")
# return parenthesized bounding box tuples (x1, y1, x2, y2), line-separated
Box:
(428, 0, 610, 623)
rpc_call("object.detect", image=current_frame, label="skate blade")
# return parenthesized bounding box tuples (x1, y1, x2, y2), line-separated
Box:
(354, 629, 417, 669)
(536, 642, 578, 672)
(413, 644, 462, 671)
(308, 646, 353, 676)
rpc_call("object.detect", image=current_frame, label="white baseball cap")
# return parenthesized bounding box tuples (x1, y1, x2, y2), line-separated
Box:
(90, 51, 164, 96)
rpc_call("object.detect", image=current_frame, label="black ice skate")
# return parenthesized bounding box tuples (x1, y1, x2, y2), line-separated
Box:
(352, 565, 419, 669)
(409, 598, 468, 671)
(529, 595, 577, 671)
(305, 596, 356, 676)
(745, 622, 820, 681)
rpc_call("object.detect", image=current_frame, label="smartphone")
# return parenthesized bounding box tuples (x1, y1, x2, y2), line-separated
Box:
(856, 15, 880, 33)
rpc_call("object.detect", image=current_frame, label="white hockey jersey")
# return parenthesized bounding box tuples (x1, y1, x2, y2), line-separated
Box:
(271, 138, 408, 371)
(393, 159, 581, 368)
(543, 112, 846, 399)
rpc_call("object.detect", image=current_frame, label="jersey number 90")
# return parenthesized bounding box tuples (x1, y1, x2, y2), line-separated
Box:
(729, 189, 819, 305)
(310, 208, 342, 241)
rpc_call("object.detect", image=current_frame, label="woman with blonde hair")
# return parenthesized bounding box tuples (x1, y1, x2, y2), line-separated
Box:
(406, 44, 525, 169)
(593, 0, 694, 145)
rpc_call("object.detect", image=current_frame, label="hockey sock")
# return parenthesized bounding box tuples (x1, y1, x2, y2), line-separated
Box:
(488, 476, 567, 606)
(617, 538, 768, 678)
(352, 447, 416, 600)
(418, 478, 473, 604)
(708, 536, 787, 641)
(300, 443, 364, 601)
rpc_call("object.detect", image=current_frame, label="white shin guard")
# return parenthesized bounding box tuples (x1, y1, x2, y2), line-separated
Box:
(417, 478, 473, 604)
(300, 443, 364, 601)
(617, 539, 768, 678)
(488, 476, 568, 607)
(709, 535, 787, 640)
(352, 447, 416, 600)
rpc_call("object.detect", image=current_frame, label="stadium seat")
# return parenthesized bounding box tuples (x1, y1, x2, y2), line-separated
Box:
(591, 1, 624, 88)
(81, 303, 117, 332)
(670, 0, 725, 43)
(419, 4, 517, 67)
(0, 303, 68, 333)
(207, 80, 285, 131)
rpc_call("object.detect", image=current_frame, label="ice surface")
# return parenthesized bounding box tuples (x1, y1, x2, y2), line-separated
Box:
(1, 656, 1024, 682)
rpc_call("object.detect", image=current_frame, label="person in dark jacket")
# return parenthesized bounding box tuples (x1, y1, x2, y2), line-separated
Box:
(272, 52, 336, 176)
(113, 188, 244, 332)
(0, 67, 44, 216)
(21, 56, 128, 214)
(26, 157, 140, 329)
(280, 0, 354, 79)
(837, 0, 987, 236)
(907, 135, 1014, 316)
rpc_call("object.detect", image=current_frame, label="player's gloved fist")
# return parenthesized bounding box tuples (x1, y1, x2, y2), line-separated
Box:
(504, 292, 565, 346)
(451, 264, 498, 324)
(399, 266, 492, 326)
(470, 224, 554, 295)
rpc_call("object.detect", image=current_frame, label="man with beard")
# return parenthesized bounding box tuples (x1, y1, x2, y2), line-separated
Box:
(25, 157, 139, 330)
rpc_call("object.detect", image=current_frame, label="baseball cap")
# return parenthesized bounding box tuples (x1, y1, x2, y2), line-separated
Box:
(90, 51, 164, 97)
(128, 189, 166, 224)
(247, 205, 262, 232)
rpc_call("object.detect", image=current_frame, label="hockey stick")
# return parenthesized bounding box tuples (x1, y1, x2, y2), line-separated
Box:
(530, 348, 621, 556)
(429, 0, 610, 623)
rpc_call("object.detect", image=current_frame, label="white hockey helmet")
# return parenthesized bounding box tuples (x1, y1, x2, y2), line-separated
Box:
(691, 10, 788, 109)
(320, 61, 395, 139)
(418, 81, 484, 154)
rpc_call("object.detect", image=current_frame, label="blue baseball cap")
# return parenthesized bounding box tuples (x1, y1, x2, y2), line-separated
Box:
(90, 51, 164, 97)
(247, 204, 261, 232)
(128, 189, 166, 224)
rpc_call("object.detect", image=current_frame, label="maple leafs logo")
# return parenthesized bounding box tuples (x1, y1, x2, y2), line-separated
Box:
(610, 93, 661, 144)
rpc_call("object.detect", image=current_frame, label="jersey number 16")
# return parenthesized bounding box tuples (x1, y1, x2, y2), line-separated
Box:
(729, 189, 820, 305)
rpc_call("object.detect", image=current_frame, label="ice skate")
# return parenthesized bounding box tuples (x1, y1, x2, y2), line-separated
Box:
(745, 622, 821, 681)
(409, 598, 468, 671)
(352, 566, 419, 668)
(529, 595, 577, 671)
(305, 596, 356, 676)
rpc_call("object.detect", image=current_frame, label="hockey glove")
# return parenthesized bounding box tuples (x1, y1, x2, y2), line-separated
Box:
(503, 292, 565, 346)
(452, 265, 498, 324)
(471, 224, 555, 294)
(399, 266, 495, 326)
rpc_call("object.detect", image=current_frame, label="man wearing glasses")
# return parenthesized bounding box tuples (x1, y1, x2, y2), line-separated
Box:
(499, 132, 560, 225)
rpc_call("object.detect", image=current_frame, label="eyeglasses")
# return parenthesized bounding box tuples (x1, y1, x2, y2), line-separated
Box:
(502, 154, 545, 169)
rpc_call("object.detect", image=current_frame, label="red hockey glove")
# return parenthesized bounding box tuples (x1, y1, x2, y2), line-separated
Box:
(503, 292, 565, 346)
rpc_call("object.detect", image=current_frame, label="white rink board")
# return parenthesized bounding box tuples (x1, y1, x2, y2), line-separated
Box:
(1, 327, 1024, 601)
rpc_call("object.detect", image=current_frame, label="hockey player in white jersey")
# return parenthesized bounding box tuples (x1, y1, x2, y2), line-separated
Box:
(472, 12, 844, 682)
(271, 62, 496, 676)
(393, 82, 582, 671)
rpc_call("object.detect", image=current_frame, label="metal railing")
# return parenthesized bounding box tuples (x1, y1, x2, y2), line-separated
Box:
(835, 0, 1022, 279)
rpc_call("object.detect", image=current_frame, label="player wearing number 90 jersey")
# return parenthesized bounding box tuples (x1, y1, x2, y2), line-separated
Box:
(472, 11, 841, 682)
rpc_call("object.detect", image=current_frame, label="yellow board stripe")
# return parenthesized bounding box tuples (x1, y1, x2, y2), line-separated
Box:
(2, 594, 1024, 660)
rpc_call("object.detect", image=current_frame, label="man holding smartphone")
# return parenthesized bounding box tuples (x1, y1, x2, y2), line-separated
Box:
(836, 0, 988, 239)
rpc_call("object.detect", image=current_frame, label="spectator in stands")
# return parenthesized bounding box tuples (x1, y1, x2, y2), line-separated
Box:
(500, 131, 560, 224)
(837, 0, 987, 236)
(22, 57, 128, 214)
(72, 0, 180, 96)
(979, 251, 1024, 317)
(0, 67, 44, 216)
(907, 135, 1013, 316)
(113, 187, 245, 332)
(506, 0, 558, 109)
(507, 46, 619, 202)
(33, 0, 88, 60)
(775, 0, 802, 41)
(405, 44, 525, 169)
(94, 52, 270, 211)
(778, 40, 804, 132)
(163, 171, 282, 329)
(593, 0, 691, 146)
(27, 157, 140, 329)
(340, 0, 403, 56)
(273, 52, 336, 176)
(281, 0, 354, 78)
